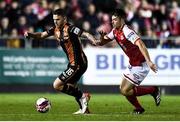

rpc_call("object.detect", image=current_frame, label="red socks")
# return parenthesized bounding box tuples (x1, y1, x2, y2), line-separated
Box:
(133, 86, 156, 96)
(126, 95, 143, 109)
(125, 86, 156, 109)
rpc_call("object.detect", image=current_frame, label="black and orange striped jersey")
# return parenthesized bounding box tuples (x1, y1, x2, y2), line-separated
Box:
(46, 23, 87, 66)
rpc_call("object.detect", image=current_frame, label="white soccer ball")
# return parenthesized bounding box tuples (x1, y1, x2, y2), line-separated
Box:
(36, 97, 51, 113)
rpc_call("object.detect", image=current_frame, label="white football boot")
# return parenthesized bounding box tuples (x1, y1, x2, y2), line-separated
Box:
(73, 93, 91, 114)
(73, 109, 82, 114)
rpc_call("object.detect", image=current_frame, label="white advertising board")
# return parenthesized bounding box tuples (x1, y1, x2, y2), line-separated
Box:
(83, 48, 180, 86)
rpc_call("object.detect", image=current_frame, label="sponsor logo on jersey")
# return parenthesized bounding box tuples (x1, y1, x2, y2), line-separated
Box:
(127, 32, 135, 39)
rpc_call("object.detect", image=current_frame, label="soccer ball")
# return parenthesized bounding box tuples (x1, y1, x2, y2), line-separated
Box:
(36, 97, 51, 113)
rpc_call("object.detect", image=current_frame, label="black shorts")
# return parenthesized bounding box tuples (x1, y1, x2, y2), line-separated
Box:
(58, 63, 87, 84)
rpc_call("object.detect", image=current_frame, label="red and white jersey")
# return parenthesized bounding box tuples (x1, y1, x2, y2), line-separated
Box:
(107, 24, 145, 66)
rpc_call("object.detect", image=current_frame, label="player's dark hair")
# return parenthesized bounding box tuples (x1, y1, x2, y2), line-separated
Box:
(112, 9, 126, 19)
(53, 9, 65, 17)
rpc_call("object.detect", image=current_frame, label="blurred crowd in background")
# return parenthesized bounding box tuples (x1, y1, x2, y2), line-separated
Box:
(0, 0, 180, 48)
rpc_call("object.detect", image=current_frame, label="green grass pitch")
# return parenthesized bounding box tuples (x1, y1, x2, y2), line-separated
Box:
(0, 93, 180, 121)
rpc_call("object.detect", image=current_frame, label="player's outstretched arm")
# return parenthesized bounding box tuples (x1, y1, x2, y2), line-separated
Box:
(135, 39, 158, 73)
(98, 31, 112, 46)
(24, 31, 49, 40)
(81, 31, 112, 46)
(81, 32, 97, 46)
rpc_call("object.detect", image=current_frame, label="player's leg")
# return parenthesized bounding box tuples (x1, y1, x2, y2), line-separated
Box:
(120, 62, 161, 114)
(74, 93, 91, 114)
(121, 79, 161, 112)
(53, 64, 90, 114)
(151, 86, 161, 106)
(53, 76, 90, 114)
(53, 78, 82, 99)
(53, 65, 84, 99)
(125, 62, 161, 102)
(134, 86, 161, 106)
(133, 63, 161, 106)
(120, 78, 145, 114)
(70, 64, 91, 114)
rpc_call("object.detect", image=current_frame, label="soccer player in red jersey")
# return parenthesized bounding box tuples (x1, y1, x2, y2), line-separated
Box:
(24, 9, 97, 114)
(94, 9, 161, 114)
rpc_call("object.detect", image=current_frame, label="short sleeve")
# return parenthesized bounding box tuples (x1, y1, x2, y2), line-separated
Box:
(46, 26, 55, 36)
(68, 25, 83, 36)
(123, 25, 140, 44)
(106, 29, 115, 40)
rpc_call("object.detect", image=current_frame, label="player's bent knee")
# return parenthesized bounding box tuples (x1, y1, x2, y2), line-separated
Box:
(120, 87, 129, 96)
(119, 85, 122, 90)
(53, 82, 59, 90)
(53, 78, 64, 91)
(120, 89, 126, 96)
(53, 83, 64, 91)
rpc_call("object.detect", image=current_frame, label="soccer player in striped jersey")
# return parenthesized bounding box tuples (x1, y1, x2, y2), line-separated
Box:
(24, 9, 97, 114)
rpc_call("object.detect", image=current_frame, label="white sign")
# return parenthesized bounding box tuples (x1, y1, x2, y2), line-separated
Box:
(83, 48, 180, 86)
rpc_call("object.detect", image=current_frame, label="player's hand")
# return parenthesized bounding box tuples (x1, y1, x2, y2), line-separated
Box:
(98, 31, 107, 37)
(147, 61, 158, 73)
(98, 31, 107, 41)
(24, 31, 30, 39)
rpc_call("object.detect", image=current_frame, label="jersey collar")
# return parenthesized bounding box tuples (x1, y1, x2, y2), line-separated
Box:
(117, 23, 125, 31)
